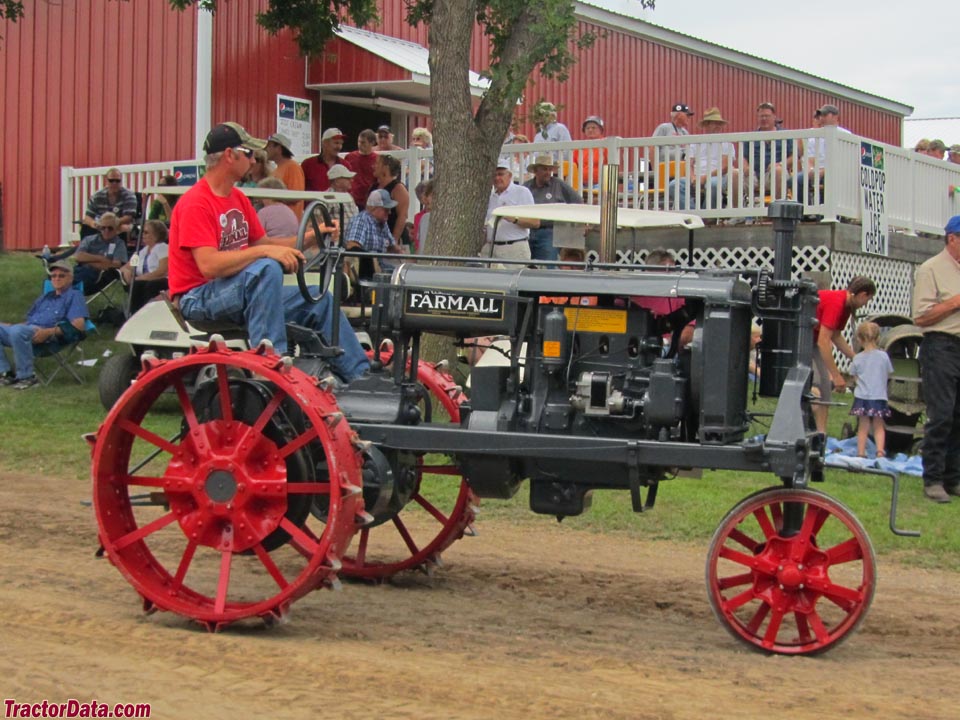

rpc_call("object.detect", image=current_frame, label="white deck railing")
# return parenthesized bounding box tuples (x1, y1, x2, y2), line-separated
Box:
(61, 129, 960, 245)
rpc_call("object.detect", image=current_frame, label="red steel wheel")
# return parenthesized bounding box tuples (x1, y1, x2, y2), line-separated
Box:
(92, 341, 363, 630)
(342, 359, 479, 579)
(706, 487, 876, 655)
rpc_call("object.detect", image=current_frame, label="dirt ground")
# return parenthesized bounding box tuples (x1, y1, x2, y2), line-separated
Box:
(1, 469, 958, 720)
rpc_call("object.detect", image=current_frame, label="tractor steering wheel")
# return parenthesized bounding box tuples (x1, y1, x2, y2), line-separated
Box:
(295, 200, 336, 304)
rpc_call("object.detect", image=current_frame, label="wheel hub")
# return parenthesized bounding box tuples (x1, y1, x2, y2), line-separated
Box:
(205, 469, 238, 503)
(776, 562, 805, 589)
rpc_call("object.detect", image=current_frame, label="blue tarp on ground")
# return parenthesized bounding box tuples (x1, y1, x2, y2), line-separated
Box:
(824, 436, 924, 476)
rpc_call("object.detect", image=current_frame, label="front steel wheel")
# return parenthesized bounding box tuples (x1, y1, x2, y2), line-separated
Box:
(706, 487, 876, 655)
(91, 341, 363, 630)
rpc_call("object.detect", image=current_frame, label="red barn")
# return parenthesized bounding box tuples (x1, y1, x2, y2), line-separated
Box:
(0, 0, 910, 251)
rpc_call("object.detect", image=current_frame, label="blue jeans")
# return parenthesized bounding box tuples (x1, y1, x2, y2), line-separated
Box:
(179, 258, 369, 381)
(669, 178, 726, 210)
(0, 323, 39, 379)
(528, 227, 558, 261)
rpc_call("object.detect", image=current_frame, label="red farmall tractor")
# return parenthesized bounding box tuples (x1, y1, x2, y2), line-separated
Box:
(89, 202, 914, 654)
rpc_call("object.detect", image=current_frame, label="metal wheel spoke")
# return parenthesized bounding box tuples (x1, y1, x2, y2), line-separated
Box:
(280, 517, 319, 557)
(118, 419, 180, 455)
(412, 493, 449, 525)
(791, 505, 827, 559)
(214, 551, 232, 615)
(807, 610, 831, 643)
(355, 527, 370, 565)
(769, 502, 784, 533)
(718, 545, 758, 569)
(172, 378, 200, 431)
(763, 607, 785, 646)
(286, 483, 331, 495)
(746, 603, 770, 634)
(216, 364, 234, 422)
(794, 613, 813, 644)
(391, 515, 420, 556)
(727, 527, 760, 552)
(751, 507, 777, 539)
(724, 588, 757, 612)
(251, 390, 286, 436)
(278, 426, 319, 460)
(817, 581, 862, 610)
(112, 512, 178, 551)
(717, 572, 754, 590)
(172, 540, 198, 593)
(824, 536, 864, 565)
(253, 543, 289, 590)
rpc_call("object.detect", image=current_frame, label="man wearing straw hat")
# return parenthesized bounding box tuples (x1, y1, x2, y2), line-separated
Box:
(668, 107, 739, 211)
(523, 153, 582, 260)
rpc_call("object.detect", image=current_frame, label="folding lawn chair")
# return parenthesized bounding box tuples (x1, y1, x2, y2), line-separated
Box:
(31, 278, 98, 385)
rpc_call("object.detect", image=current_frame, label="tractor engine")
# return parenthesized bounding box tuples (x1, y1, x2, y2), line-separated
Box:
(380, 264, 755, 514)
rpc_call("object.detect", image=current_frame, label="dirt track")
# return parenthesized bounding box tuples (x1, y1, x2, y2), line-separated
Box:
(1, 470, 958, 720)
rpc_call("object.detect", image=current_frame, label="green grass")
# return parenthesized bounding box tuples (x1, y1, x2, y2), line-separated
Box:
(1, 250, 956, 571)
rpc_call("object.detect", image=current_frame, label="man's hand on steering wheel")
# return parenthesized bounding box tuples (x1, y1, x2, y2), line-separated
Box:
(261, 244, 304, 273)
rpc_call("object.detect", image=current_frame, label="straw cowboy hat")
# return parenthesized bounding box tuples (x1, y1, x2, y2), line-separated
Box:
(699, 107, 729, 125)
(527, 153, 559, 172)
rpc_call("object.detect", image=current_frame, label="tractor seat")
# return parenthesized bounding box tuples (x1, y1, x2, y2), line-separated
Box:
(161, 292, 248, 342)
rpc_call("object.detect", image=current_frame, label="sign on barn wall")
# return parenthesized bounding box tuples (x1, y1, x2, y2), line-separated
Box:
(860, 142, 888, 256)
(277, 95, 314, 158)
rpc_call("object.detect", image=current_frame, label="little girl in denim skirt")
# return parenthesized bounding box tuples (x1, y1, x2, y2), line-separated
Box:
(848, 321, 894, 458)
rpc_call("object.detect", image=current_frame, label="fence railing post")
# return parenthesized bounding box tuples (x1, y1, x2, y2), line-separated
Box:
(60, 166, 74, 248)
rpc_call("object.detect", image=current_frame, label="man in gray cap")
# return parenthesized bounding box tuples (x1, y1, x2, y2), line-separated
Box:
(344, 189, 403, 274)
(266, 131, 306, 218)
(532, 101, 572, 144)
(0, 261, 89, 390)
(652, 103, 694, 162)
(948, 144, 960, 165)
(798, 103, 849, 201)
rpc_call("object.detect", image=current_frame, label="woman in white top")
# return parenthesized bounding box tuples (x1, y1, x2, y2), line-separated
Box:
(120, 220, 169, 315)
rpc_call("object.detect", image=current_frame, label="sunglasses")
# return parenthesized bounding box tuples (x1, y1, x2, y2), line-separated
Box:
(233, 146, 255, 159)
(108, 178, 122, 183)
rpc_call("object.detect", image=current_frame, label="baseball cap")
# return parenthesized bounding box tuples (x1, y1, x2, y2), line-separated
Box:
(672, 103, 694, 115)
(949, 144, 960, 154)
(818, 104, 840, 116)
(203, 122, 267, 154)
(327, 164, 356, 180)
(495, 156, 513, 171)
(946, 216, 960, 235)
(322, 128, 346, 142)
(48, 260, 73, 275)
(582, 115, 605, 131)
(367, 189, 398, 209)
(377, 125, 392, 134)
(266, 132, 294, 154)
(929, 139, 947, 152)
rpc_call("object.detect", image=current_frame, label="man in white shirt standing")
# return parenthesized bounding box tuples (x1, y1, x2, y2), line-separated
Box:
(483, 158, 539, 261)
(669, 107, 738, 210)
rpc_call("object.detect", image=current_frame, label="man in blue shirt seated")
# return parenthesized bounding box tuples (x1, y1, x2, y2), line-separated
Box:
(344, 189, 404, 275)
(0, 261, 90, 390)
(73, 211, 129, 294)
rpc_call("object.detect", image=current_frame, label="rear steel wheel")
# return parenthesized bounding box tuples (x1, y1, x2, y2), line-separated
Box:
(706, 487, 876, 655)
(92, 340, 363, 629)
(342, 359, 479, 579)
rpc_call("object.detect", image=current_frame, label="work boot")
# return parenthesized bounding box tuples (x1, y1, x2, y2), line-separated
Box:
(946, 485, 960, 497)
(923, 484, 951, 503)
